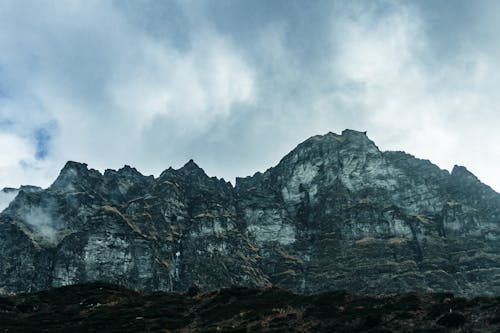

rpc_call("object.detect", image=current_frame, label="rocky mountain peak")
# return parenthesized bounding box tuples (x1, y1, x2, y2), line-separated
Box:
(157, 159, 206, 179)
(282, 129, 379, 166)
(341, 128, 369, 139)
(340, 129, 379, 151)
(18, 185, 43, 193)
(116, 165, 144, 177)
(1, 130, 500, 297)
(50, 161, 103, 192)
(179, 159, 205, 174)
(59, 160, 90, 174)
(1, 187, 19, 194)
(451, 165, 479, 182)
(103, 165, 152, 184)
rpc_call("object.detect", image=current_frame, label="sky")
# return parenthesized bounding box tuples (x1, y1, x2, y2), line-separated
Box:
(0, 0, 500, 191)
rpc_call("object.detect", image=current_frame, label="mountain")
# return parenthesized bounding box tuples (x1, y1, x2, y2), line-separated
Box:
(1, 129, 500, 296)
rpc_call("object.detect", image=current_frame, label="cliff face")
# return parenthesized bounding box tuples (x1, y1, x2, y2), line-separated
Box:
(1, 129, 500, 296)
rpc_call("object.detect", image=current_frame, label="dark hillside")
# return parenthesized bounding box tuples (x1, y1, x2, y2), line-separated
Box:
(1, 283, 500, 332)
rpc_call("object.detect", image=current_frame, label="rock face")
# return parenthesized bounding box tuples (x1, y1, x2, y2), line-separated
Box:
(1, 129, 500, 296)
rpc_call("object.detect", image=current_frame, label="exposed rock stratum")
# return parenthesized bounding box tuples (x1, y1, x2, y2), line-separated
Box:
(1, 130, 500, 297)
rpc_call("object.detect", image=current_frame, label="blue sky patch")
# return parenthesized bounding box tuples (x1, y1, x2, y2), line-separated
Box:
(34, 128, 50, 160)
(0, 119, 14, 129)
(33, 121, 57, 161)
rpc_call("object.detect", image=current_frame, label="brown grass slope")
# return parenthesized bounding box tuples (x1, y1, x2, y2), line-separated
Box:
(1, 283, 500, 332)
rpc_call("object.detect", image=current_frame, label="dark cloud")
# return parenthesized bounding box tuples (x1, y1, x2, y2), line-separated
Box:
(0, 0, 499, 191)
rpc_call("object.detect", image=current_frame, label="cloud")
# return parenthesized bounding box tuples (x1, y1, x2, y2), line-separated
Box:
(0, 132, 47, 188)
(21, 206, 61, 246)
(327, 1, 500, 191)
(0, 0, 499, 191)
(0, 189, 18, 212)
(0, 0, 255, 185)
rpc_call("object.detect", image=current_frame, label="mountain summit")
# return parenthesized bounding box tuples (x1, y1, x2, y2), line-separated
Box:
(1, 130, 499, 296)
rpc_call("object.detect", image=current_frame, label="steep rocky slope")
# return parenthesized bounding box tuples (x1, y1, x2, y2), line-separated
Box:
(2, 283, 500, 332)
(1, 129, 500, 296)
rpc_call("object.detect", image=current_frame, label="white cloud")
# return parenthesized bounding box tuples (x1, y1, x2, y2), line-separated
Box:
(329, 2, 500, 190)
(0, 132, 53, 188)
(0, 0, 499, 192)
(0, 133, 34, 169)
(108, 31, 254, 130)
(0, 190, 17, 212)
(0, 0, 255, 184)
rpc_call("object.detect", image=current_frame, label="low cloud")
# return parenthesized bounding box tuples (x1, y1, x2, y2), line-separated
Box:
(0, 189, 18, 212)
(22, 206, 61, 246)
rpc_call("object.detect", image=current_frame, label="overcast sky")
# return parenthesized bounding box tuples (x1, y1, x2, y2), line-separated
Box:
(0, 0, 499, 191)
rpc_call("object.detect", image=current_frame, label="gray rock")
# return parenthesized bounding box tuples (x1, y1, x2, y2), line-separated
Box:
(1, 129, 500, 297)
